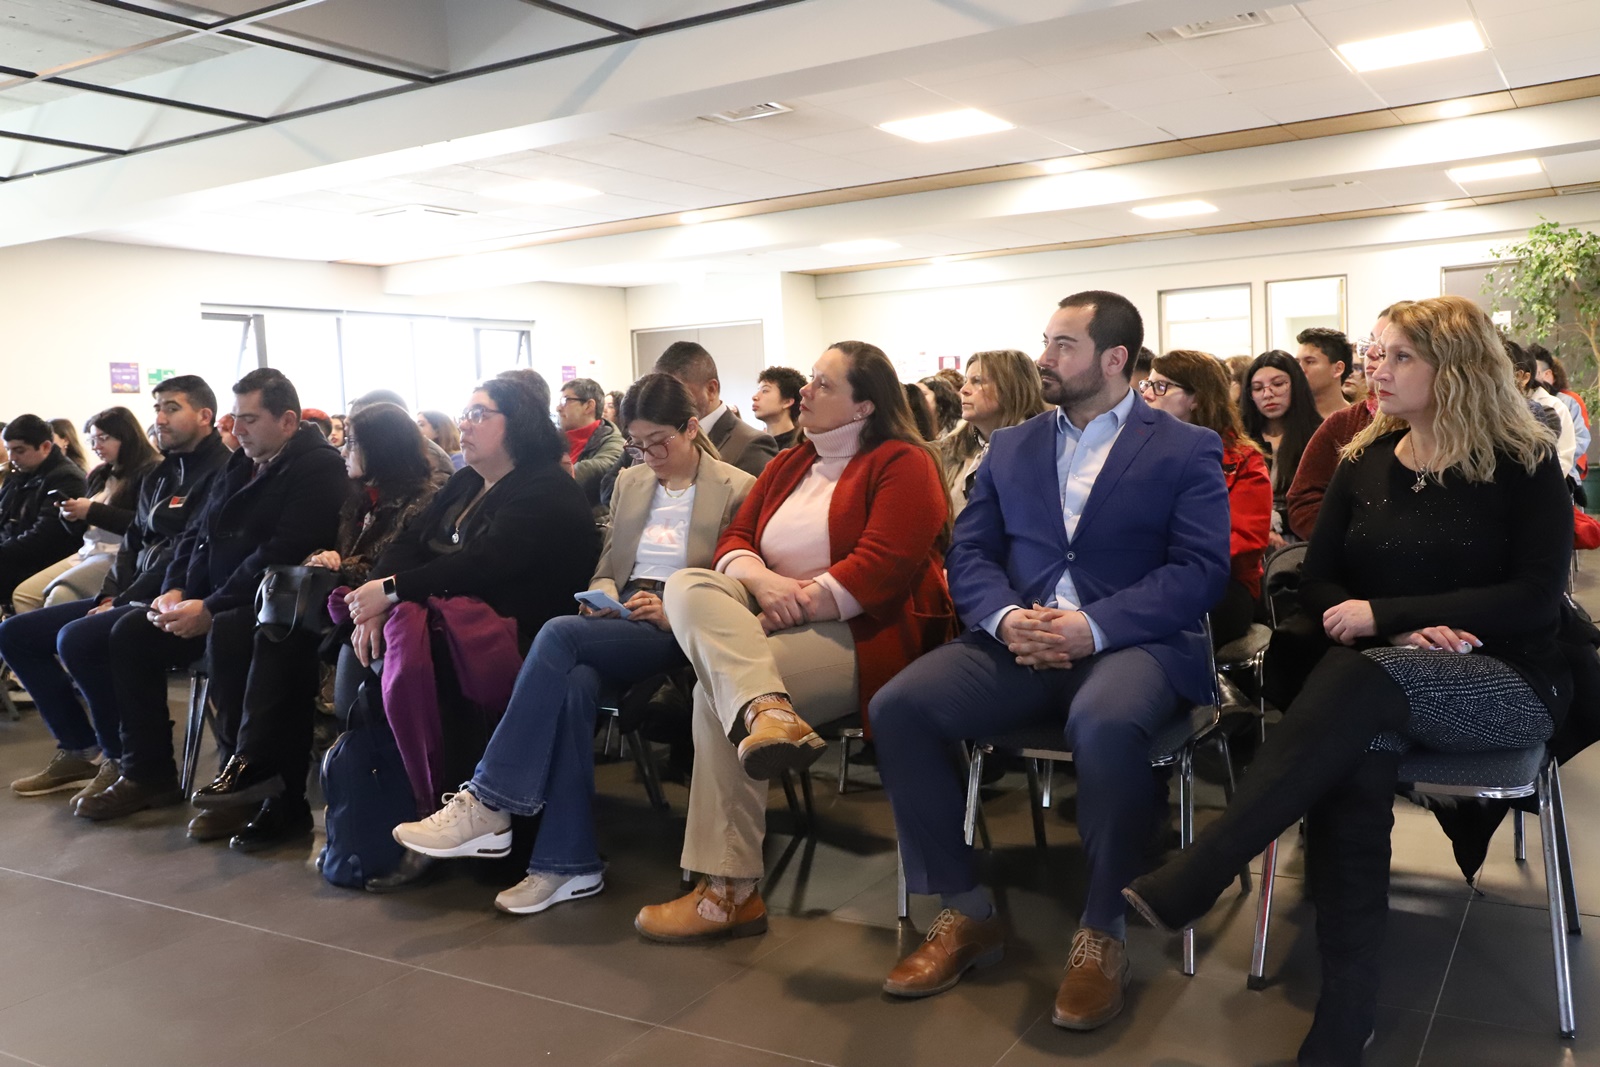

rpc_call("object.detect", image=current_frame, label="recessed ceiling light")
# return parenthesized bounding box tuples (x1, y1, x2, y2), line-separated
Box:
(1437, 99, 1473, 118)
(490, 180, 601, 204)
(878, 108, 1014, 143)
(822, 238, 900, 253)
(1336, 21, 1485, 73)
(1421, 201, 1453, 211)
(679, 210, 714, 225)
(1446, 158, 1543, 184)
(1130, 200, 1218, 220)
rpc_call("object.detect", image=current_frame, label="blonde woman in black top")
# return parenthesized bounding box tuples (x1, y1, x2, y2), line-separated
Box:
(1127, 296, 1571, 1066)
(936, 349, 1047, 519)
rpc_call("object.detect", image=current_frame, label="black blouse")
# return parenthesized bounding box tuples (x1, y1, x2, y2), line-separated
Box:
(1301, 431, 1574, 715)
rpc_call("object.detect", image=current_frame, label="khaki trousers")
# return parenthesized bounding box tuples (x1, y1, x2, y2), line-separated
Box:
(664, 567, 858, 878)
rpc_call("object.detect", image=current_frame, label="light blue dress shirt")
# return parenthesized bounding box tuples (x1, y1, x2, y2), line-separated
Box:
(980, 386, 1137, 652)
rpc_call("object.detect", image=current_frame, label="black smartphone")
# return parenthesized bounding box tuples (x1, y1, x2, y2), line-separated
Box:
(46, 489, 68, 503)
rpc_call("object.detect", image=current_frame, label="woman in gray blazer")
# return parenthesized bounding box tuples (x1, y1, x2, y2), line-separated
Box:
(392, 374, 755, 915)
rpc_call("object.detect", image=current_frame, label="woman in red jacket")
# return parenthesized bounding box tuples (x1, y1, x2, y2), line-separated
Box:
(636, 341, 956, 943)
(1140, 349, 1272, 647)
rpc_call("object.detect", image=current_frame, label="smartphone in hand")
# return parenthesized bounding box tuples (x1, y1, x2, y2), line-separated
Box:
(574, 590, 632, 619)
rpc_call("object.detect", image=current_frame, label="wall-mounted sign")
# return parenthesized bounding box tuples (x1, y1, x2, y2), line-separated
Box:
(110, 362, 141, 394)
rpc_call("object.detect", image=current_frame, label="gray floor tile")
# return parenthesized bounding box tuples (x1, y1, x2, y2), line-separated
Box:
(1415, 1014, 1595, 1067)
(600, 1026, 827, 1066)
(227, 969, 650, 1067)
(0, 916, 410, 1067)
(1434, 898, 1594, 1041)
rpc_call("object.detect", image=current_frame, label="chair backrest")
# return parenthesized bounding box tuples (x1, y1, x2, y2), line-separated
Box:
(1262, 542, 1309, 627)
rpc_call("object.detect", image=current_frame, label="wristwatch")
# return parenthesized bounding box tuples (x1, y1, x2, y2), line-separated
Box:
(381, 575, 399, 603)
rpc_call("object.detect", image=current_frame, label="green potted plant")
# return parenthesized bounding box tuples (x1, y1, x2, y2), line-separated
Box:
(1484, 219, 1600, 501)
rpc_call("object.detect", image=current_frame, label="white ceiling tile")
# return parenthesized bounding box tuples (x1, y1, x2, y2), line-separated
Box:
(1480, 1, 1600, 48)
(790, 126, 912, 156)
(726, 105, 862, 142)
(984, 94, 1113, 127)
(800, 79, 921, 106)
(1018, 37, 1168, 72)
(1207, 50, 1356, 93)
(1538, 148, 1600, 187)
(1469, 0, 1571, 15)
(1133, 97, 1279, 138)
(622, 123, 778, 158)
(1031, 112, 1171, 153)
(817, 87, 969, 125)
(903, 57, 1035, 86)
(1301, 0, 1478, 48)
(1232, 75, 1387, 122)
(765, 156, 900, 188)
(485, 204, 619, 229)
(1354, 170, 1466, 203)
(919, 65, 1077, 108)
(1157, 19, 1330, 70)
(1494, 32, 1600, 78)
(1056, 46, 1190, 91)
(1090, 71, 1228, 111)
(682, 170, 825, 198)
(1291, 0, 1389, 16)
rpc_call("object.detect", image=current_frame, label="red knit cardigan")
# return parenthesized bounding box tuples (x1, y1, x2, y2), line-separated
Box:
(713, 437, 957, 715)
(1224, 440, 1273, 599)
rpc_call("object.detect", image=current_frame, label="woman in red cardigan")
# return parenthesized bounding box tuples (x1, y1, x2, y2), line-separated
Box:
(636, 341, 956, 944)
(1141, 349, 1272, 647)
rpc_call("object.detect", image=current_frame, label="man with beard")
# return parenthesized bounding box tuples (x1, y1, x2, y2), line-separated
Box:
(868, 290, 1230, 1030)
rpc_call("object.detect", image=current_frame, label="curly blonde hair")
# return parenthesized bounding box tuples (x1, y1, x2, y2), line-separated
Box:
(1343, 295, 1552, 484)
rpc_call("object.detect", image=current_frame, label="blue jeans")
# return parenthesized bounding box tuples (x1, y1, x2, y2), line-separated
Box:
(470, 613, 685, 875)
(0, 599, 139, 758)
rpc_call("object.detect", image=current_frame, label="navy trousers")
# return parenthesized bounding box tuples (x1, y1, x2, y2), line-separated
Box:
(0, 600, 139, 758)
(870, 632, 1181, 931)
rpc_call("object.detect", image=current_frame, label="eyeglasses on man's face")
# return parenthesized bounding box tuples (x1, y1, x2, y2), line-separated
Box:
(1137, 378, 1186, 397)
(459, 405, 504, 425)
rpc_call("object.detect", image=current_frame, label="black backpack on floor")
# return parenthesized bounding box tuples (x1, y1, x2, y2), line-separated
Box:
(319, 676, 415, 889)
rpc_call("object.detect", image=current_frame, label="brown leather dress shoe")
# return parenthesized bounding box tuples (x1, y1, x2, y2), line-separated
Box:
(1052, 927, 1130, 1030)
(737, 697, 826, 781)
(883, 908, 1005, 998)
(634, 880, 768, 943)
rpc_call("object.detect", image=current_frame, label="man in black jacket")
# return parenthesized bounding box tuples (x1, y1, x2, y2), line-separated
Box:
(0, 377, 229, 803)
(80, 369, 350, 830)
(0, 414, 88, 607)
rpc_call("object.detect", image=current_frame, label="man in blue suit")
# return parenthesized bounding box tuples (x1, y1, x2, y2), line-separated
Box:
(870, 290, 1230, 1030)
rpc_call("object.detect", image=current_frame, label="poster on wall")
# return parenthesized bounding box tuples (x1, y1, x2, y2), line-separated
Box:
(109, 362, 141, 394)
(937, 355, 962, 371)
(560, 365, 578, 383)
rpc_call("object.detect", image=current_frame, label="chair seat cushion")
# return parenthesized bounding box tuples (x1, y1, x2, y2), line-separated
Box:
(1216, 624, 1271, 665)
(1398, 744, 1546, 790)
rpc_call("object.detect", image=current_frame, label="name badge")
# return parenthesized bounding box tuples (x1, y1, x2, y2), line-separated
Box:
(169, 495, 187, 509)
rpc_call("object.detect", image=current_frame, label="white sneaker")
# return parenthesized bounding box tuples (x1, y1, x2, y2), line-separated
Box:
(392, 789, 511, 858)
(494, 870, 605, 915)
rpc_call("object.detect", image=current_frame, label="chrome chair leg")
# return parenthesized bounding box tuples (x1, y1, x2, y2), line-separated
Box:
(1179, 745, 1195, 976)
(1248, 837, 1278, 990)
(1514, 807, 1527, 862)
(963, 749, 985, 847)
(1538, 759, 1576, 1038)
(1040, 759, 1054, 808)
(1025, 759, 1047, 849)
(896, 845, 910, 922)
(1550, 761, 1580, 935)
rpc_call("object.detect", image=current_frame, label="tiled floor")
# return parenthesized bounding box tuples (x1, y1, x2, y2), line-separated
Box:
(0, 578, 1598, 1066)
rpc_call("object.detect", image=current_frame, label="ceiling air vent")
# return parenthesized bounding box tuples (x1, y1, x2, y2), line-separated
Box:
(1557, 182, 1600, 196)
(702, 102, 793, 124)
(1156, 12, 1271, 40)
(362, 204, 474, 220)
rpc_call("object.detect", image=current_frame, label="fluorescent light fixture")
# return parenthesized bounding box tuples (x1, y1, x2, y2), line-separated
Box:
(822, 238, 900, 253)
(1421, 201, 1452, 211)
(1437, 99, 1473, 118)
(1038, 155, 1092, 175)
(1446, 158, 1543, 184)
(1336, 21, 1484, 73)
(1130, 200, 1218, 220)
(491, 180, 601, 204)
(878, 108, 1014, 143)
(678, 210, 714, 225)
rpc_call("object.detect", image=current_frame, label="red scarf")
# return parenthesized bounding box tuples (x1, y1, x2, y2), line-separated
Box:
(565, 420, 600, 465)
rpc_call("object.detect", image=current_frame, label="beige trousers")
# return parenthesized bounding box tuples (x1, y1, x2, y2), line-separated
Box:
(12, 556, 79, 613)
(664, 567, 859, 878)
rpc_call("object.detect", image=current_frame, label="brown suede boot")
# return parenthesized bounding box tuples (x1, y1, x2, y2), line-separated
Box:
(634, 879, 768, 943)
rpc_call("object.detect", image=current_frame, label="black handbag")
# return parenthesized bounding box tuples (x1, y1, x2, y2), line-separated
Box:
(255, 565, 342, 641)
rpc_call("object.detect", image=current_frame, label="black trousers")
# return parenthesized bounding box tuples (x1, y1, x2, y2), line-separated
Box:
(109, 606, 255, 785)
(1209, 577, 1257, 649)
(230, 628, 325, 801)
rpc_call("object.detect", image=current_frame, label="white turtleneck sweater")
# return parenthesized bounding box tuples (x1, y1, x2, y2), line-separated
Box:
(717, 419, 865, 620)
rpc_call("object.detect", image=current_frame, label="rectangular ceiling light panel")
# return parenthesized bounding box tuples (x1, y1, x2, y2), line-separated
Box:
(1336, 21, 1485, 73)
(1446, 158, 1543, 183)
(1130, 200, 1218, 219)
(878, 108, 1014, 142)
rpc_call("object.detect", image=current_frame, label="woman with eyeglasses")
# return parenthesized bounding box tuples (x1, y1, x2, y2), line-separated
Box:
(1241, 350, 1324, 549)
(13, 407, 161, 613)
(392, 374, 756, 913)
(336, 376, 600, 888)
(189, 402, 441, 850)
(1139, 352, 1271, 648)
(633, 341, 955, 944)
(936, 349, 1047, 519)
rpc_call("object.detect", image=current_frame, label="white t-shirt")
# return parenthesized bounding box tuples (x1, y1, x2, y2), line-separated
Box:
(630, 483, 696, 581)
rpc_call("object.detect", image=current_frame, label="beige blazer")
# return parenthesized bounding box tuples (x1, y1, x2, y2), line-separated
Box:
(589, 453, 757, 599)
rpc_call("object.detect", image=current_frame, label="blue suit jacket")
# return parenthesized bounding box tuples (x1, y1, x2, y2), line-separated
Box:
(946, 396, 1231, 705)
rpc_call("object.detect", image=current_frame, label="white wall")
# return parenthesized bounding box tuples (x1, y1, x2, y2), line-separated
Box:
(0, 237, 630, 422)
(811, 195, 1600, 377)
